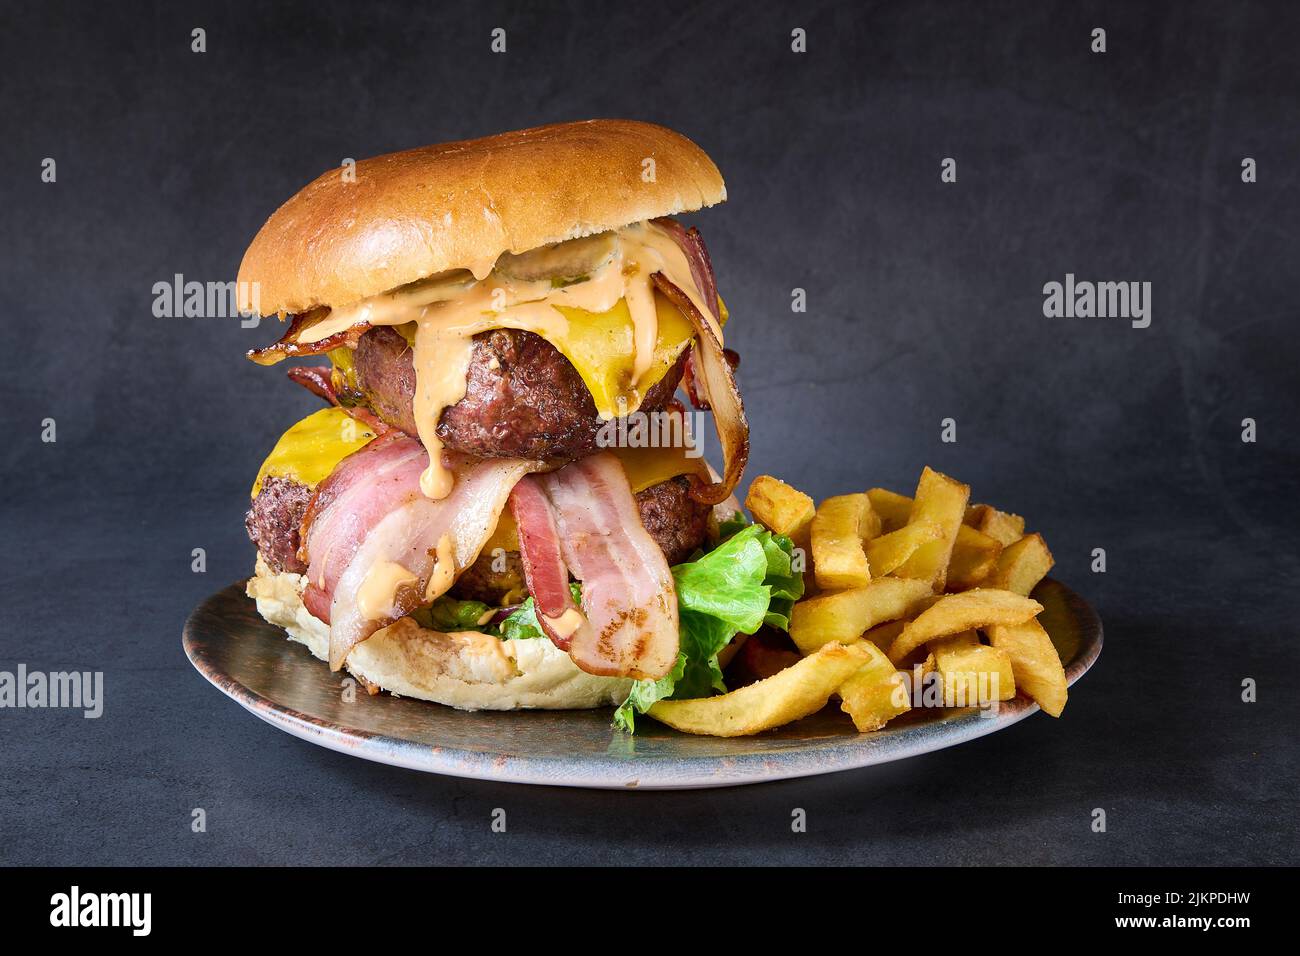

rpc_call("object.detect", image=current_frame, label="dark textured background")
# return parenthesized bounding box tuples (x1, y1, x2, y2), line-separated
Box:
(2, 0, 1297, 865)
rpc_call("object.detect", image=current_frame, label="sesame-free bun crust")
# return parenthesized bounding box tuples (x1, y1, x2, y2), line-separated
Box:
(246, 558, 632, 711)
(238, 120, 726, 316)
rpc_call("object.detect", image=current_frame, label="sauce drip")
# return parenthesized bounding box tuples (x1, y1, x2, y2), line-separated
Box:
(295, 222, 720, 500)
(543, 608, 587, 641)
(423, 533, 457, 603)
(357, 561, 418, 621)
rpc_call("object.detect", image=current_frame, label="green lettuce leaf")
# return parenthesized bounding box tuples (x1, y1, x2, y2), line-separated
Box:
(410, 595, 495, 634)
(760, 531, 802, 630)
(613, 518, 805, 732)
(611, 653, 686, 733)
(498, 584, 583, 641)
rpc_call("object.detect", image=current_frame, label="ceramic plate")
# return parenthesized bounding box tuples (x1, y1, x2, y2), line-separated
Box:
(183, 578, 1101, 789)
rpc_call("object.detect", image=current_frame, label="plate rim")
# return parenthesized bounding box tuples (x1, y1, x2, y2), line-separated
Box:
(182, 579, 1102, 790)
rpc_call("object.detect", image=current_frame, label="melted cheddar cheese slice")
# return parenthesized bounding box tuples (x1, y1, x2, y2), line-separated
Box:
(250, 407, 377, 497)
(551, 291, 695, 418)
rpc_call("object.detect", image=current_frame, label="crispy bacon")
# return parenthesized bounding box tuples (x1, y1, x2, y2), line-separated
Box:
(524, 453, 680, 680)
(286, 365, 336, 403)
(248, 309, 370, 366)
(508, 479, 580, 649)
(299, 432, 427, 620)
(299, 434, 538, 669)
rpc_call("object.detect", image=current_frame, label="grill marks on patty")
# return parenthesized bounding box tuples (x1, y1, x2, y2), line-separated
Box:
(351, 326, 687, 462)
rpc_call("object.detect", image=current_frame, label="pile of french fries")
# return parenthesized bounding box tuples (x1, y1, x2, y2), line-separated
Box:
(646, 466, 1069, 737)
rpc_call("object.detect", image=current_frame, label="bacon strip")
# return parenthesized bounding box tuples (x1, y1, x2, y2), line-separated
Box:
(653, 274, 749, 505)
(286, 365, 336, 403)
(508, 479, 580, 648)
(299, 432, 428, 620)
(287, 364, 390, 435)
(248, 309, 370, 366)
(527, 453, 680, 680)
(300, 434, 538, 669)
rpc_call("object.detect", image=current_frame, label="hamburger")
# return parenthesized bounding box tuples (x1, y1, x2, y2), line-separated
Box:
(238, 120, 799, 723)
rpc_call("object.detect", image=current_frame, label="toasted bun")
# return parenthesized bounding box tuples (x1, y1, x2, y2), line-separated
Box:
(246, 558, 631, 711)
(238, 120, 726, 316)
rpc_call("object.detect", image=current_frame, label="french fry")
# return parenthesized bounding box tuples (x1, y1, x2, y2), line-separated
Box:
(987, 618, 1068, 716)
(839, 640, 911, 732)
(989, 532, 1055, 596)
(869, 482, 1046, 593)
(812, 493, 875, 590)
(875, 490, 1006, 571)
(861, 619, 907, 655)
(937, 628, 979, 648)
(862, 500, 883, 541)
(965, 504, 1025, 546)
(867, 487, 912, 532)
(745, 475, 815, 538)
(866, 520, 943, 576)
(790, 578, 934, 655)
(887, 588, 1043, 665)
(946, 526, 1002, 591)
(893, 467, 970, 591)
(918, 652, 937, 679)
(648, 464, 1065, 738)
(647, 642, 872, 737)
(933, 638, 1017, 705)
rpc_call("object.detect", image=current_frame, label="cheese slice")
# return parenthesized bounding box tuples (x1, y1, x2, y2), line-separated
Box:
(250, 407, 377, 497)
(614, 443, 711, 495)
(551, 290, 695, 418)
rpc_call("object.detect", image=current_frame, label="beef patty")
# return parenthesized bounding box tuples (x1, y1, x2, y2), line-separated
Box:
(244, 476, 313, 576)
(246, 474, 710, 604)
(350, 326, 686, 462)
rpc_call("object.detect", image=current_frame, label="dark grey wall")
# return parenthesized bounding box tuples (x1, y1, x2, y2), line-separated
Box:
(1, 0, 1296, 865)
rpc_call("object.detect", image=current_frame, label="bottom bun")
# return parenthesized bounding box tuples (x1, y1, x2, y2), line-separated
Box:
(246, 557, 632, 711)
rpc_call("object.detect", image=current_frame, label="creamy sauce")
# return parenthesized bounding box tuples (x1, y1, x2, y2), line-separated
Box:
(357, 560, 418, 621)
(413, 328, 474, 499)
(423, 532, 456, 603)
(297, 222, 721, 500)
(543, 608, 587, 641)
